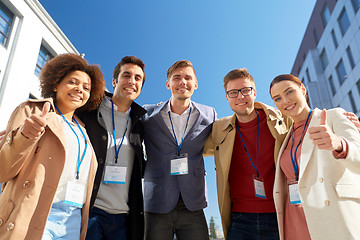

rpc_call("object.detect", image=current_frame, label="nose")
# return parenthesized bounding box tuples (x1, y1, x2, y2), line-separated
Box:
(179, 78, 186, 85)
(128, 76, 135, 84)
(74, 85, 83, 93)
(236, 92, 245, 100)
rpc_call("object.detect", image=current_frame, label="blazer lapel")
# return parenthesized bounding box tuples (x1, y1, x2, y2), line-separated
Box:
(152, 101, 177, 144)
(299, 108, 320, 180)
(183, 102, 201, 142)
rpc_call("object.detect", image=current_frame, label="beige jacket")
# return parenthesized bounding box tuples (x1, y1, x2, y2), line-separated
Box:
(273, 108, 360, 240)
(204, 102, 290, 239)
(0, 98, 97, 240)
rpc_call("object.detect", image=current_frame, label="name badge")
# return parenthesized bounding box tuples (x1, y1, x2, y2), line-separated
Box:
(104, 166, 127, 184)
(171, 154, 188, 175)
(253, 176, 266, 199)
(289, 182, 301, 205)
(64, 181, 85, 208)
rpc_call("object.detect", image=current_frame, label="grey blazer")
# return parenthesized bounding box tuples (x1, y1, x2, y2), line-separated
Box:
(141, 101, 216, 213)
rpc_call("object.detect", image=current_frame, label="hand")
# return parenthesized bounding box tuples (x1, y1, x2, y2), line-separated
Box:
(21, 102, 50, 139)
(308, 109, 342, 151)
(344, 112, 360, 133)
(0, 130, 5, 141)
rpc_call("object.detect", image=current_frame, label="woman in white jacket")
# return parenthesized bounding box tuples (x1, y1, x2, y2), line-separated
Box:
(269, 74, 360, 240)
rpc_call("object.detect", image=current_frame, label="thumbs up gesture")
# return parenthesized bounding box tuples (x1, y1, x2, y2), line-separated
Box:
(308, 109, 343, 151)
(21, 102, 50, 139)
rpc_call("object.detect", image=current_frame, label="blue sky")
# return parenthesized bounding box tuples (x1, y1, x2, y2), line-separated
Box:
(39, 0, 316, 235)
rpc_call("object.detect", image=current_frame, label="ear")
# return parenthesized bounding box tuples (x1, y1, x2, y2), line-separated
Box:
(253, 88, 257, 98)
(112, 78, 117, 89)
(166, 80, 171, 90)
(300, 84, 306, 96)
(194, 80, 198, 90)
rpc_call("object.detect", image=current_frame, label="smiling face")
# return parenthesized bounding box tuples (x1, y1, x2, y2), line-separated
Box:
(226, 77, 257, 122)
(270, 80, 310, 122)
(54, 70, 91, 115)
(112, 63, 144, 103)
(166, 66, 198, 101)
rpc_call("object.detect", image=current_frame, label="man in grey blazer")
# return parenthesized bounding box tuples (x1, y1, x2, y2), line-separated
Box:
(141, 60, 216, 240)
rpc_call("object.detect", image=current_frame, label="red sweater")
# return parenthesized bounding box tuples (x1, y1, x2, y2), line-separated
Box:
(229, 110, 276, 213)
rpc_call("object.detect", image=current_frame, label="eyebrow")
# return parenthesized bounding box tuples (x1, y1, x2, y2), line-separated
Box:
(271, 87, 293, 99)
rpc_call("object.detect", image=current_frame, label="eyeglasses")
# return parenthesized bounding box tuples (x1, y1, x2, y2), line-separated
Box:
(226, 87, 254, 98)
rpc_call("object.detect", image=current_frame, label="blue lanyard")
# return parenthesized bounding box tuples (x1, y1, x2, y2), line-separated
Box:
(110, 99, 130, 164)
(290, 109, 313, 181)
(168, 107, 192, 155)
(54, 104, 88, 180)
(236, 111, 260, 178)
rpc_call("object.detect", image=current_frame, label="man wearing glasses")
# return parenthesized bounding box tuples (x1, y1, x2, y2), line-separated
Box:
(205, 68, 291, 239)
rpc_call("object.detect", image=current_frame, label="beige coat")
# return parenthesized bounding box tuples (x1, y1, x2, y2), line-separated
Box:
(204, 102, 290, 239)
(0, 98, 97, 240)
(273, 108, 360, 240)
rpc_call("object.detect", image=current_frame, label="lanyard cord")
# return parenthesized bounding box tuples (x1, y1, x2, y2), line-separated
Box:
(110, 99, 130, 164)
(168, 107, 192, 155)
(54, 104, 88, 180)
(236, 111, 260, 178)
(290, 109, 313, 181)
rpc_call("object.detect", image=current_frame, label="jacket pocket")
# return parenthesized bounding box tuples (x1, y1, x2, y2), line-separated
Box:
(0, 199, 15, 227)
(334, 183, 360, 199)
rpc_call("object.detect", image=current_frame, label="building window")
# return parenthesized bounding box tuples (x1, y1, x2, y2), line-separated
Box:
(346, 46, 355, 69)
(351, 0, 360, 12)
(331, 30, 338, 48)
(306, 69, 311, 82)
(321, 4, 331, 27)
(328, 75, 336, 96)
(0, 1, 14, 47)
(357, 79, 360, 95)
(320, 49, 329, 70)
(35, 45, 54, 77)
(338, 8, 350, 36)
(349, 91, 357, 113)
(336, 59, 347, 85)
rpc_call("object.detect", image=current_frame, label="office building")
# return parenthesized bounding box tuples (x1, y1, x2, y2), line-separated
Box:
(0, 0, 78, 129)
(291, 0, 360, 115)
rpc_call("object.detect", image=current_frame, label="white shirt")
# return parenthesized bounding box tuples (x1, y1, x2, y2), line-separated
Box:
(53, 115, 92, 205)
(160, 101, 199, 147)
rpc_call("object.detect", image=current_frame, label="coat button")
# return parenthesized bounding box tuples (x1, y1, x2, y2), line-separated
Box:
(325, 200, 330, 206)
(5, 136, 11, 145)
(98, 158, 104, 164)
(0, 218, 3, 226)
(216, 146, 219, 150)
(319, 177, 324, 183)
(102, 135, 107, 141)
(23, 181, 31, 189)
(7, 222, 14, 231)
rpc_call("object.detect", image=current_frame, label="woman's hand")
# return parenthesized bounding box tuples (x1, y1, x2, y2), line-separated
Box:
(308, 109, 343, 151)
(21, 102, 50, 139)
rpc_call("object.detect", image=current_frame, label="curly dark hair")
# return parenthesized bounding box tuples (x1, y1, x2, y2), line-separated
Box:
(40, 53, 105, 111)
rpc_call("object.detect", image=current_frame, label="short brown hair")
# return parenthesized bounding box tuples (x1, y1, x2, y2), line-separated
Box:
(40, 53, 105, 112)
(112, 56, 146, 84)
(223, 68, 255, 91)
(167, 60, 196, 80)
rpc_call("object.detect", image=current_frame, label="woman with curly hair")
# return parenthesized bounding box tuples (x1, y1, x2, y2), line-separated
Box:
(0, 53, 105, 240)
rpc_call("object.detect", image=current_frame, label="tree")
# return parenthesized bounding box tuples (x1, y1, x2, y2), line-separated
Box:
(209, 216, 218, 239)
